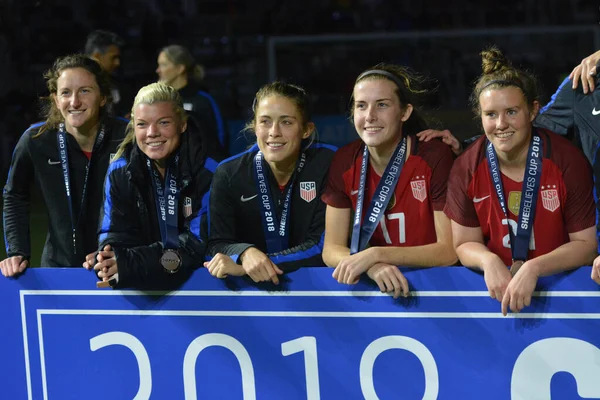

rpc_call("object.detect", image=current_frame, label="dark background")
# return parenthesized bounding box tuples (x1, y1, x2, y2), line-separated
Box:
(0, 0, 598, 263)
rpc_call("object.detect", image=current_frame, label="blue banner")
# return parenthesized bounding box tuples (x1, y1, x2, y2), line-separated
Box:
(1, 267, 600, 400)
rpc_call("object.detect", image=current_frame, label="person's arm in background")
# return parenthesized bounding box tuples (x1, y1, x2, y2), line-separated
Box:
(1, 129, 35, 276)
(570, 50, 600, 93)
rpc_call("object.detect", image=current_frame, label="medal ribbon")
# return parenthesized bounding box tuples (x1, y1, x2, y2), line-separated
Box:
(350, 137, 407, 254)
(57, 123, 105, 254)
(486, 132, 542, 262)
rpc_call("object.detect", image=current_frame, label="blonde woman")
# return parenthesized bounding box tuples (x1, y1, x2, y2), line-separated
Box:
(91, 82, 217, 289)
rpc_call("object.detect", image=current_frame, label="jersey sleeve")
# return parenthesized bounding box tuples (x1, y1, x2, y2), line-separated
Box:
(534, 77, 574, 136)
(443, 153, 480, 227)
(422, 139, 455, 211)
(3, 130, 35, 259)
(321, 146, 353, 208)
(561, 150, 595, 233)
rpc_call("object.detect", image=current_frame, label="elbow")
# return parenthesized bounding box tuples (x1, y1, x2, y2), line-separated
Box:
(437, 243, 459, 266)
(321, 244, 337, 268)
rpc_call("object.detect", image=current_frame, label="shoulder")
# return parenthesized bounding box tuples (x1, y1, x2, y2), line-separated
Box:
(305, 141, 337, 162)
(16, 122, 51, 148)
(215, 144, 258, 176)
(107, 156, 129, 177)
(105, 116, 129, 141)
(413, 135, 454, 164)
(452, 134, 487, 175)
(541, 129, 589, 168)
(330, 139, 363, 168)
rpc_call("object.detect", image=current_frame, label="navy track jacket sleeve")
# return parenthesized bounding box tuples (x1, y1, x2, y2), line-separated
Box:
(266, 197, 326, 272)
(535, 77, 574, 135)
(207, 165, 255, 262)
(3, 130, 35, 259)
(97, 159, 206, 289)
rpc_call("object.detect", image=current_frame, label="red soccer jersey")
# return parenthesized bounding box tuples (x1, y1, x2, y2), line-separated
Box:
(322, 135, 454, 247)
(444, 130, 595, 266)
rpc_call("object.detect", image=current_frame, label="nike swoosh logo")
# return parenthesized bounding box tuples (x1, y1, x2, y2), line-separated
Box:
(593, 108, 600, 116)
(473, 195, 490, 203)
(47, 159, 61, 165)
(240, 194, 257, 202)
(350, 190, 359, 195)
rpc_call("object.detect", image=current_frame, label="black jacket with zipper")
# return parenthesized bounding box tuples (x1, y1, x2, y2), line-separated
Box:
(97, 127, 217, 289)
(3, 117, 127, 267)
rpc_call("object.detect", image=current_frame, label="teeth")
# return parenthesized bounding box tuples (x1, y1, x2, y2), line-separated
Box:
(365, 127, 381, 131)
(69, 111, 84, 114)
(496, 132, 514, 139)
(147, 142, 164, 147)
(268, 143, 284, 147)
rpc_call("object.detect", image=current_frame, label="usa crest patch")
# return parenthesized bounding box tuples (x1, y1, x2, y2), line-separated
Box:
(300, 182, 316, 203)
(183, 197, 193, 217)
(410, 178, 427, 202)
(541, 188, 559, 212)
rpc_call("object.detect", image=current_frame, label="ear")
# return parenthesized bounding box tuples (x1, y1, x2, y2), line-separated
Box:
(529, 100, 540, 122)
(302, 122, 315, 139)
(401, 104, 414, 122)
(177, 64, 186, 76)
(90, 51, 102, 62)
(53, 93, 59, 108)
(181, 120, 188, 133)
(100, 95, 107, 107)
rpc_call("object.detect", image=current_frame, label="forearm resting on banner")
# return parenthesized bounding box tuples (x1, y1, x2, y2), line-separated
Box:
(521, 227, 596, 278)
(322, 206, 351, 268)
(369, 211, 457, 267)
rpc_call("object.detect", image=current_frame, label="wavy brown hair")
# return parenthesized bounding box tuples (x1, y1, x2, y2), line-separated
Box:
(37, 54, 113, 136)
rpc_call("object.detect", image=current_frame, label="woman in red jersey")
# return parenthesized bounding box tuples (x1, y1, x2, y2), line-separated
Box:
(322, 64, 457, 298)
(444, 47, 596, 315)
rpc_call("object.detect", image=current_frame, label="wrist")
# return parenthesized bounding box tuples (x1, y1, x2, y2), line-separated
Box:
(522, 259, 541, 277)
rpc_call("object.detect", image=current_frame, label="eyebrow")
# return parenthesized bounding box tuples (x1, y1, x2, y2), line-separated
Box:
(258, 115, 297, 119)
(355, 98, 393, 103)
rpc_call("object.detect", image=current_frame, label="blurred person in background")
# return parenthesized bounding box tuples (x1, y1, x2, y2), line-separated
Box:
(2, 54, 127, 276)
(85, 29, 131, 118)
(156, 44, 227, 158)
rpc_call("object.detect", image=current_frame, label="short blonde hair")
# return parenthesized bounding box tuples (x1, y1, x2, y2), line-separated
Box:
(113, 82, 188, 161)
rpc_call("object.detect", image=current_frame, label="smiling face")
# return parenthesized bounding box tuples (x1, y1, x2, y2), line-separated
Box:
(254, 94, 312, 166)
(53, 67, 106, 134)
(352, 78, 412, 150)
(134, 101, 186, 167)
(479, 86, 539, 160)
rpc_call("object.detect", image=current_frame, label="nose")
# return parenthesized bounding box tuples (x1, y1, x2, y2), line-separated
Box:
(366, 106, 377, 122)
(496, 114, 509, 130)
(269, 123, 282, 137)
(147, 123, 160, 137)
(70, 93, 81, 108)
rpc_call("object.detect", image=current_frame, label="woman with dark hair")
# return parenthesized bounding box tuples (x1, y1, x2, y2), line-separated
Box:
(1, 54, 127, 275)
(322, 63, 457, 298)
(445, 47, 596, 314)
(156, 44, 227, 157)
(205, 82, 336, 283)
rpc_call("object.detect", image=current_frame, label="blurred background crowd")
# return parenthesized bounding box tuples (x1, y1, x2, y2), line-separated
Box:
(0, 0, 598, 182)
